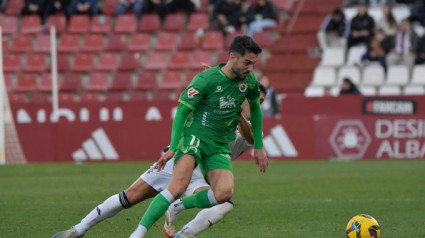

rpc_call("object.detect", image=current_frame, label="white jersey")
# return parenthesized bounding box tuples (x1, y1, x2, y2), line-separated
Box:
(141, 131, 251, 195)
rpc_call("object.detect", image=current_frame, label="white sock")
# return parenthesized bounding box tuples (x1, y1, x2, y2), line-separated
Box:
(74, 194, 124, 235)
(129, 224, 147, 238)
(169, 198, 185, 215)
(179, 201, 234, 235)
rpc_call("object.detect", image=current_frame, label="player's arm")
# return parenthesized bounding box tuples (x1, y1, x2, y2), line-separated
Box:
(237, 114, 254, 145)
(248, 97, 268, 173)
(156, 103, 192, 171)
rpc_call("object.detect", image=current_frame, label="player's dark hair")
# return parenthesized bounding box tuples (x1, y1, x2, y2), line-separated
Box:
(229, 35, 262, 56)
(259, 83, 267, 96)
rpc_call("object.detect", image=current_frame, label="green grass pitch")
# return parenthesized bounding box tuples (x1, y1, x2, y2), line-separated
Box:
(1, 160, 424, 238)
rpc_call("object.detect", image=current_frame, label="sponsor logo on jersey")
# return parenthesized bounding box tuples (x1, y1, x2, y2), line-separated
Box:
(216, 86, 223, 93)
(239, 83, 247, 92)
(187, 88, 199, 98)
(219, 96, 236, 109)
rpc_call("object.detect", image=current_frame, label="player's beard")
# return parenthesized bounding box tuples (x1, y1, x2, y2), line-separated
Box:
(231, 66, 248, 81)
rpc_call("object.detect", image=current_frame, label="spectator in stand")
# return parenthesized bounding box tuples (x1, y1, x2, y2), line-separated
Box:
(68, 0, 100, 17)
(45, 0, 71, 20)
(247, 0, 278, 36)
(143, 0, 199, 22)
(340, 78, 361, 95)
(317, 9, 349, 49)
(361, 29, 393, 69)
(347, 3, 375, 48)
(237, 0, 254, 32)
(211, 0, 241, 34)
(376, 4, 397, 37)
(409, 0, 425, 26)
(116, 0, 144, 19)
(259, 75, 281, 119)
(22, 0, 48, 22)
(1, 0, 8, 12)
(386, 19, 418, 69)
(415, 33, 425, 64)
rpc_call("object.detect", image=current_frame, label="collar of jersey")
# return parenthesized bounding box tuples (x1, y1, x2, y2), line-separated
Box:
(218, 63, 238, 81)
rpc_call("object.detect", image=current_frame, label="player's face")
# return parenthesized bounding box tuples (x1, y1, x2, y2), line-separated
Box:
(231, 52, 258, 80)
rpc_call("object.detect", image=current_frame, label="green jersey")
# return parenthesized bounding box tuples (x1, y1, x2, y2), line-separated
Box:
(178, 64, 260, 143)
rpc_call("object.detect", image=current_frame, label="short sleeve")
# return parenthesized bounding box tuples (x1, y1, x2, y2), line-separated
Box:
(179, 74, 208, 110)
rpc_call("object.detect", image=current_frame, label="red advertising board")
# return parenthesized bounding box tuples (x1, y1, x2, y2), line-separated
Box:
(10, 95, 425, 163)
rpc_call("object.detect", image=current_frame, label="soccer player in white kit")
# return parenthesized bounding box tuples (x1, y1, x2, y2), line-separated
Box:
(52, 85, 266, 238)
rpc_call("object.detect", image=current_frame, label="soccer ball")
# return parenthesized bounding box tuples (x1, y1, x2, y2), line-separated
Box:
(346, 214, 380, 238)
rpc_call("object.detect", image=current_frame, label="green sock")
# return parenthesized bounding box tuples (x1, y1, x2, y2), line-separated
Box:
(139, 193, 170, 229)
(182, 189, 213, 209)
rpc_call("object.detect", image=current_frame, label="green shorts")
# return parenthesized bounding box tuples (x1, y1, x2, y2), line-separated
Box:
(174, 134, 233, 177)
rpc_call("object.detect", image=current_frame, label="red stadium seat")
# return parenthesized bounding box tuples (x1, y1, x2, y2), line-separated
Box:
(102, 0, 119, 15)
(190, 51, 212, 69)
(8, 94, 27, 103)
(216, 51, 228, 64)
(2, 38, 7, 51)
(292, 16, 323, 34)
(86, 73, 110, 91)
(15, 74, 37, 92)
(105, 92, 125, 102)
(202, 31, 223, 50)
(29, 93, 50, 103)
(79, 92, 99, 102)
(58, 34, 80, 53)
(160, 71, 183, 90)
(270, 34, 317, 53)
(187, 13, 209, 32)
(72, 53, 94, 72)
(128, 91, 147, 101)
(96, 52, 119, 71)
(106, 34, 128, 52)
(20, 15, 42, 34)
(5, 0, 24, 15)
(162, 13, 185, 32)
(91, 15, 112, 33)
(82, 34, 104, 52)
(138, 14, 160, 33)
(46, 14, 67, 34)
(253, 31, 273, 48)
(60, 74, 83, 92)
(118, 53, 141, 71)
(34, 34, 51, 53)
(178, 32, 198, 51)
(25, 54, 47, 72)
(144, 52, 168, 71)
(39, 74, 55, 92)
(155, 32, 177, 51)
(129, 33, 151, 52)
(198, 0, 208, 12)
(136, 71, 157, 90)
(3, 54, 22, 72)
(151, 91, 174, 101)
(59, 93, 75, 102)
(68, 15, 90, 33)
(169, 52, 190, 70)
(56, 54, 71, 71)
(0, 16, 18, 34)
(11, 35, 33, 53)
(115, 14, 137, 33)
(110, 72, 132, 91)
(274, 0, 292, 11)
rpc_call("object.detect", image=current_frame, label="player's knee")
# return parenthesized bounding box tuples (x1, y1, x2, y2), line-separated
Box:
(168, 185, 187, 199)
(214, 188, 233, 203)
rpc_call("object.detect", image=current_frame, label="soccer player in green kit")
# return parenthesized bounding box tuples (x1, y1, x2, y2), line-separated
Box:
(129, 35, 268, 238)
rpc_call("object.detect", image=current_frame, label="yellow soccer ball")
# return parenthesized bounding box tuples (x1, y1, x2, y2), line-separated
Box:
(346, 214, 380, 238)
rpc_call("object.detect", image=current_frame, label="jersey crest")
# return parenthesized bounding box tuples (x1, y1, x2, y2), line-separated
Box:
(187, 88, 199, 98)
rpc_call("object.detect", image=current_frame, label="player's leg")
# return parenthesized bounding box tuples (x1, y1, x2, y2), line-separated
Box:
(129, 154, 196, 238)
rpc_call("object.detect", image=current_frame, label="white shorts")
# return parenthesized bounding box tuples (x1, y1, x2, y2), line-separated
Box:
(140, 158, 209, 197)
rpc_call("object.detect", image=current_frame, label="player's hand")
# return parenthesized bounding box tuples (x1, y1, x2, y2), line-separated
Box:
(156, 150, 175, 171)
(200, 62, 211, 71)
(254, 149, 268, 173)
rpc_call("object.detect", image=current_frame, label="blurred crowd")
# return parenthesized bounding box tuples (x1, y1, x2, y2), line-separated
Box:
(318, 0, 425, 71)
(0, 0, 280, 36)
